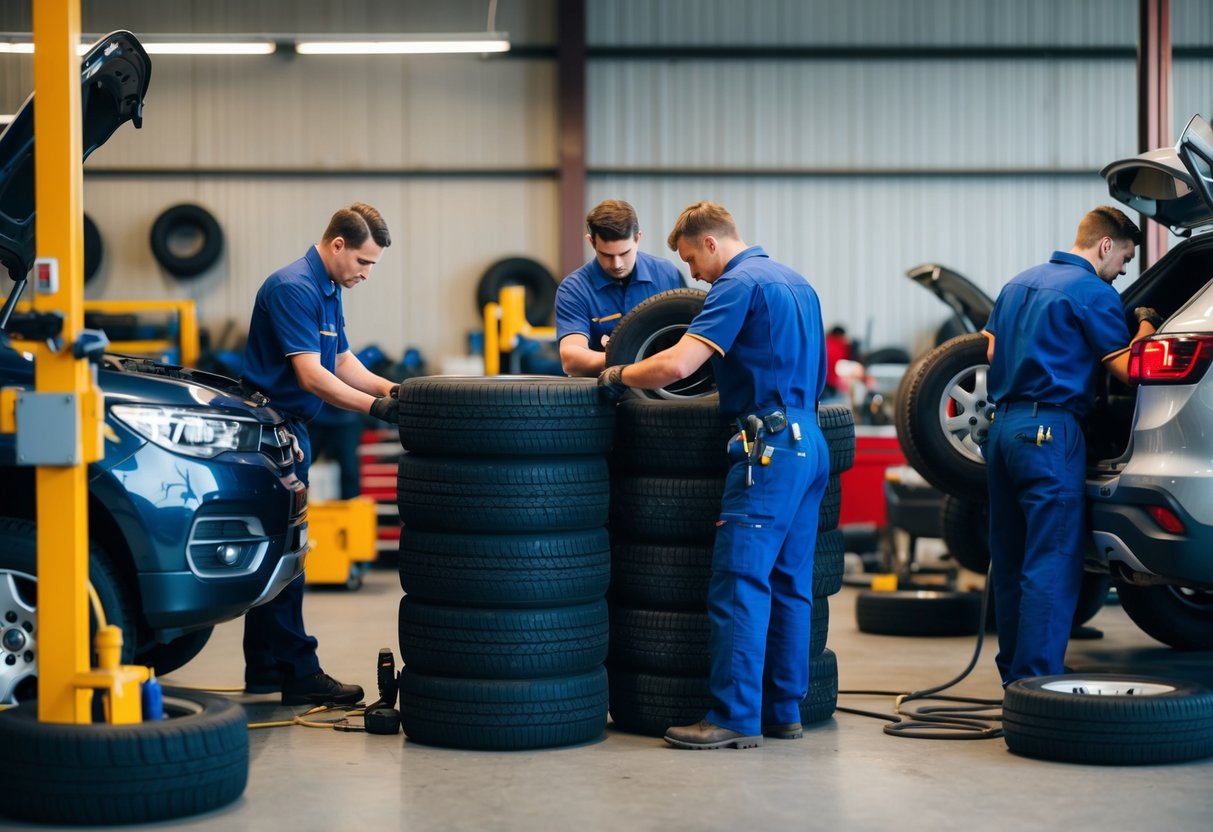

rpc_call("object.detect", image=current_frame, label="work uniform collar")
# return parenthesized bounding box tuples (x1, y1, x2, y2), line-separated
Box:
(305, 245, 339, 297)
(723, 245, 768, 275)
(1048, 250, 1098, 277)
(590, 253, 655, 290)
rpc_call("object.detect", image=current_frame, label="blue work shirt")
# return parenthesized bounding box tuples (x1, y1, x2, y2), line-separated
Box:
(986, 251, 1129, 418)
(686, 246, 826, 421)
(555, 250, 683, 350)
(243, 246, 349, 421)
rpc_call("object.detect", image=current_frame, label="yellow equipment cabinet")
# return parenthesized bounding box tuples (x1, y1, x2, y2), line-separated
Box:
(305, 496, 378, 590)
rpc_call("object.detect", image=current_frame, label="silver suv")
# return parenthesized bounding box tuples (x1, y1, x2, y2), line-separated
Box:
(897, 113, 1213, 650)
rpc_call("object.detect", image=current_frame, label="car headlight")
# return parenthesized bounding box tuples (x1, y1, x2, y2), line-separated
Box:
(111, 404, 261, 458)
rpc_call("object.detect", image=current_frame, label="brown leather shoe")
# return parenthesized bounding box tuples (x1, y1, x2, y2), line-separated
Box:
(664, 719, 763, 750)
(763, 722, 804, 739)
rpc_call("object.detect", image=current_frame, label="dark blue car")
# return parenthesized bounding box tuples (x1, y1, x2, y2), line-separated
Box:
(0, 32, 306, 703)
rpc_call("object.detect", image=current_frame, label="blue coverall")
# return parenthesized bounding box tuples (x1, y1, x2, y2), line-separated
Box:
(555, 250, 683, 350)
(684, 246, 830, 735)
(984, 251, 1129, 684)
(241, 245, 349, 684)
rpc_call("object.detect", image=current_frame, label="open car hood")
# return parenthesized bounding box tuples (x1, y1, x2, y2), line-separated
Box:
(1101, 114, 1213, 236)
(0, 31, 150, 281)
(905, 263, 993, 332)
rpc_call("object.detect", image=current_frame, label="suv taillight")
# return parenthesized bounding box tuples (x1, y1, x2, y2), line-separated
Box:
(1128, 336, 1213, 385)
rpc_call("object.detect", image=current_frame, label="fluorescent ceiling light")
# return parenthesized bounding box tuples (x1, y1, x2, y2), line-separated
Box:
(295, 34, 510, 55)
(0, 36, 276, 55)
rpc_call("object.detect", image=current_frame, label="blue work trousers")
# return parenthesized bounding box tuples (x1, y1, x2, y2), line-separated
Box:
(243, 418, 321, 680)
(705, 408, 830, 735)
(985, 403, 1086, 685)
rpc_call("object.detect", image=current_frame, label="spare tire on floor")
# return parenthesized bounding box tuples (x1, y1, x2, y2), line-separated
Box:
(855, 589, 982, 637)
(0, 689, 247, 825)
(605, 289, 715, 400)
(1002, 674, 1213, 765)
(477, 257, 557, 326)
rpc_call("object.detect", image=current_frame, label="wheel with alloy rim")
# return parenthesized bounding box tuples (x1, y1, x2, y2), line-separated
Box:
(1002, 674, 1213, 765)
(605, 289, 716, 400)
(895, 333, 992, 496)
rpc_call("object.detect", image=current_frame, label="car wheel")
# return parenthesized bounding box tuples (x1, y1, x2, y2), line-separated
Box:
(134, 626, 214, 677)
(1002, 674, 1213, 765)
(0, 688, 247, 824)
(895, 333, 992, 496)
(605, 289, 716, 400)
(1114, 581, 1213, 650)
(0, 518, 134, 705)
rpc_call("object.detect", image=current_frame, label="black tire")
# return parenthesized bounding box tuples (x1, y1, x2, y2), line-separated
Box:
(609, 529, 844, 609)
(134, 626, 214, 677)
(605, 289, 716, 400)
(610, 476, 724, 544)
(939, 494, 990, 574)
(613, 398, 731, 476)
(800, 647, 839, 726)
(397, 376, 614, 456)
(149, 203, 224, 278)
(819, 473, 842, 532)
(477, 256, 557, 326)
(83, 212, 103, 284)
(1114, 582, 1213, 650)
(1002, 674, 1213, 765)
(609, 601, 829, 674)
(0, 518, 134, 705)
(819, 404, 856, 474)
(607, 648, 838, 736)
(895, 333, 992, 496)
(398, 598, 608, 679)
(399, 667, 608, 750)
(855, 589, 982, 637)
(399, 528, 610, 607)
(0, 688, 247, 824)
(397, 455, 609, 534)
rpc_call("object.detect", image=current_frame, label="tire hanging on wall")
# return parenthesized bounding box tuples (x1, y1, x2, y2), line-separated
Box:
(476, 257, 557, 326)
(149, 203, 224, 279)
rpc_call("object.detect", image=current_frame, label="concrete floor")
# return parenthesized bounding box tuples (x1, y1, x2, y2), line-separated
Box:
(6, 567, 1213, 832)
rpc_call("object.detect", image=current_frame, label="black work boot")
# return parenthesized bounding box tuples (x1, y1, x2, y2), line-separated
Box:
(281, 672, 364, 706)
(664, 719, 763, 750)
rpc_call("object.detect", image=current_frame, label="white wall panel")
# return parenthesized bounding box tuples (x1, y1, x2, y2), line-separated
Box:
(588, 0, 1138, 47)
(82, 177, 559, 365)
(589, 59, 1137, 169)
(592, 175, 1124, 356)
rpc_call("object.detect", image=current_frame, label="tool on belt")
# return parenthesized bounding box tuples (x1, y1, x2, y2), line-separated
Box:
(737, 410, 797, 487)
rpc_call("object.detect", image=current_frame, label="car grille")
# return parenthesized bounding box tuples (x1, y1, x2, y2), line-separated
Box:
(260, 423, 294, 468)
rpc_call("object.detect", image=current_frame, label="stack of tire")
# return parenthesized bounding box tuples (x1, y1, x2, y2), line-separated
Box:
(394, 376, 614, 750)
(605, 398, 855, 736)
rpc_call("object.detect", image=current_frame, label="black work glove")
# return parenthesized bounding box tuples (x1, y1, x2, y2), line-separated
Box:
(369, 395, 399, 425)
(389, 383, 400, 399)
(1134, 306, 1164, 330)
(597, 364, 629, 403)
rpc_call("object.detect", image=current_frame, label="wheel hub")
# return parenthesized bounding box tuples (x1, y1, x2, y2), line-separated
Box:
(0, 570, 38, 705)
(936, 363, 992, 464)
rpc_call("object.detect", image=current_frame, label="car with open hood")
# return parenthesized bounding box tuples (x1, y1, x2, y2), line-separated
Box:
(895, 113, 1213, 650)
(0, 31, 307, 703)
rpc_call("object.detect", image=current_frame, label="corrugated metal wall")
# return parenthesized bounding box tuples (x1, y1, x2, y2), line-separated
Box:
(1, 0, 1210, 364)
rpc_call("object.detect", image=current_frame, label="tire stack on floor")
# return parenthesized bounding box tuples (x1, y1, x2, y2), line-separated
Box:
(394, 376, 614, 750)
(606, 399, 854, 736)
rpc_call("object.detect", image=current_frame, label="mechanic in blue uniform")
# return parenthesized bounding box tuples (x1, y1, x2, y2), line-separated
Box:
(555, 199, 684, 376)
(241, 203, 401, 705)
(599, 201, 830, 749)
(983, 205, 1159, 685)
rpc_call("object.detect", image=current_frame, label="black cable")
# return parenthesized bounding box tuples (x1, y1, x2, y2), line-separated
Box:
(837, 566, 1004, 740)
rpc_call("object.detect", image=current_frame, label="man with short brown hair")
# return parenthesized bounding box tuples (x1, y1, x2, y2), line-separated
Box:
(555, 199, 684, 377)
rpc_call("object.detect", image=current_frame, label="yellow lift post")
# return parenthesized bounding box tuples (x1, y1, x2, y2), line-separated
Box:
(482, 284, 557, 375)
(30, 0, 146, 724)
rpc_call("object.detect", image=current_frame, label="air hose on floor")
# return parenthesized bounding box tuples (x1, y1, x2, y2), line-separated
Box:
(837, 567, 1004, 740)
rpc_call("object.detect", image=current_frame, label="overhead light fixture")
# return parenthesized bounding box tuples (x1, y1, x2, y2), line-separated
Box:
(0, 34, 276, 55)
(294, 33, 510, 55)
